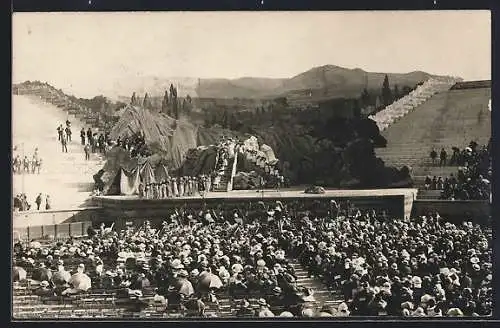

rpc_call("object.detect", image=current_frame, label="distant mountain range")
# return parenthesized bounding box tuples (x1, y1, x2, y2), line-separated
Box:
(104, 65, 454, 101)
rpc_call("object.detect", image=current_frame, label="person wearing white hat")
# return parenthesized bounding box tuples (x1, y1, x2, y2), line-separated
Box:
(231, 262, 244, 275)
(447, 307, 464, 317)
(236, 299, 255, 317)
(257, 298, 274, 317)
(62, 263, 91, 295)
(190, 269, 200, 278)
(171, 258, 184, 270)
(218, 266, 230, 284)
(337, 302, 350, 316)
(51, 260, 71, 291)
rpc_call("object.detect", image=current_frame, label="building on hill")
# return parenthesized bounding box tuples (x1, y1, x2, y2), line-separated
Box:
(450, 80, 491, 90)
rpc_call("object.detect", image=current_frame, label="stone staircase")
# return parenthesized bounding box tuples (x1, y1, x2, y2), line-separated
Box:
(287, 260, 344, 309)
(375, 86, 491, 192)
(212, 156, 236, 192)
(13, 95, 106, 213)
(370, 78, 457, 132)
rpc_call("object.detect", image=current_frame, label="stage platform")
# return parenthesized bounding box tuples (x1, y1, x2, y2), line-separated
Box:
(95, 188, 417, 200)
(93, 188, 418, 229)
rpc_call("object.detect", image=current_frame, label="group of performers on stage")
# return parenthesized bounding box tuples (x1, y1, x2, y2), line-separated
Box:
(138, 174, 213, 199)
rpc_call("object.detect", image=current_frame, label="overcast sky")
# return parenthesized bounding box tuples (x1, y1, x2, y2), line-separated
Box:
(13, 11, 491, 98)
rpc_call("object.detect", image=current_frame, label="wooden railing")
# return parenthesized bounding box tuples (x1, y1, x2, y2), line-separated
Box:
(13, 221, 93, 242)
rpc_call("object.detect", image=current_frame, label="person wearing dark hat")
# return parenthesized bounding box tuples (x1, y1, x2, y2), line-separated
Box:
(57, 124, 64, 141)
(32, 262, 52, 282)
(352, 281, 373, 316)
(267, 286, 285, 307)
(35, 280, 56, 297)
(101, 270, 117, 289)
(80, 128, 86, 145)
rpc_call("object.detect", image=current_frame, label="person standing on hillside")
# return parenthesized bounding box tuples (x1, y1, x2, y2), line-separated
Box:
(57, 124, 64, 141)
(84, 143, 90, 160)
(65, 125, 72, 142)
(87, 128, 93, 147)
(23, 156, 30, 173)
(13, 155, 20, 174)
(98, 134, 106, 153)
(61, 131, 68, 153)
(31, 154, 37, 174)
(36, 158, 42, 174)
(80, 128, 86, 145)
(35, 193, 42, 211)
(92, 133, 99, 153)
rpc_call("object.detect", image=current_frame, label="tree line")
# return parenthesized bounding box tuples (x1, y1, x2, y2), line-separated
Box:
(129, 84, 193, 120)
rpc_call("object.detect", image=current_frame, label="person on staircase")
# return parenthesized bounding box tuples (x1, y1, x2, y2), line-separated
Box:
(430, 148, 437, 166)
(45, 195, 51, 210)
(61, 131, 68, 153)
(431, 176, 437, 190)
(65, 125, 72, 142)
(57, 124, 64, 141)
(35, 193, 42, 210)
(31, 154, 38, 174)
(23, 156, 30, 173)
(424, 176, 432, 190)
(99, 133, 106, 154)
(439, 148, 447, 166)
(86, 128, 93, 149)
(36, 158, 42, 175)
(84, 143, 90, 160)
(80, 128, 86, 145)
(13, 155, 19, 174)
(92, 133, 99, 153)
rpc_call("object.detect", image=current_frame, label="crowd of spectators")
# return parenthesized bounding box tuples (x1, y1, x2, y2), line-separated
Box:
(429, 140, 491, 168)
(12, 199, 492, 318)
(426, 141, 492, 201)
(292, 204, 492, 317)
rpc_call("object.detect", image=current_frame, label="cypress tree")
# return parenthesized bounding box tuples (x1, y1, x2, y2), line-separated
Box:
(381, 74, 392, 106)
(131, 92, 137, 105)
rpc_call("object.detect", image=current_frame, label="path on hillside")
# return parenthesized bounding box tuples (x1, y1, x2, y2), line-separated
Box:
(12, 95, 105, 227)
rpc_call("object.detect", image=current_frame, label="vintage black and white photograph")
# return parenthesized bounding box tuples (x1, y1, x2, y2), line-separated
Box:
(12, 11, 492, 319)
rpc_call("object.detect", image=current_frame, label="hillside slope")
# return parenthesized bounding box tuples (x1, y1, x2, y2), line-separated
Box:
(197, 66, 444, 99)
(97, 65, 449, 101)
